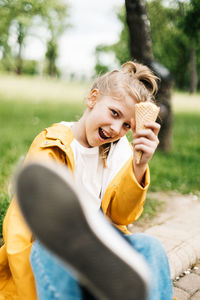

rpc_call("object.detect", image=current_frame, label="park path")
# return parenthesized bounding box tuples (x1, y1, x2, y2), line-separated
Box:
(130, 192, 200, 299)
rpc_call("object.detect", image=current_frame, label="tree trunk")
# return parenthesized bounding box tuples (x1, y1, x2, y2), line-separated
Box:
(16, 23, 24, 75)
(189, 45, 198, 94)
(154, 68, 173, 151)
(125, 0, 173, 152)
(125, 0, 153, 63)
(46, 39, 58, 77)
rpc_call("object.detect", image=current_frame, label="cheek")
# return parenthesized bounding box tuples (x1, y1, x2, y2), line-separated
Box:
(120, 127, 129, 137)
(88, 107, 111, 128)
(99, 112, 111, 125)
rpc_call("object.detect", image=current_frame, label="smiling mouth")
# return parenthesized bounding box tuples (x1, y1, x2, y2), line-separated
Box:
(99, 128, 112, 140)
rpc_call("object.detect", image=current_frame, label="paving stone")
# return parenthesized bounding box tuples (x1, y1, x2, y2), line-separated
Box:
(174, 273, 200, 295)
(144, 195, 200, 298)
(192, 260, 200, 275)
(145, 208, 200, 280)
(173, 287, 190, 300)
(191, 290, 200, 300)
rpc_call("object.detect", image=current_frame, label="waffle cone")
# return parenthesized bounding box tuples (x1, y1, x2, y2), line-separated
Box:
(135, 102, 160, 164)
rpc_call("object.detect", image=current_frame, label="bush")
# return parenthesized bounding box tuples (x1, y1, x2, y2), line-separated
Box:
(22, 60, 39, 76)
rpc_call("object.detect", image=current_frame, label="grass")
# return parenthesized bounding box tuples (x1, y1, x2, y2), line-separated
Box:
(0, 74, 200, 235)
(0, 73, 90, 103)
(149, 113, 200, 194)
(171, 92, 200, 113)
(141, 196, 164, 220)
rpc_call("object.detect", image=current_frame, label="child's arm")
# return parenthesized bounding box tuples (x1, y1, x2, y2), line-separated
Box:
(132, 120, 160, 185)
(102, 121, 160, 226)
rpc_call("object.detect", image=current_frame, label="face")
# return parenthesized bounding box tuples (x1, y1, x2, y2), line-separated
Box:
(83, 90, 136, 147)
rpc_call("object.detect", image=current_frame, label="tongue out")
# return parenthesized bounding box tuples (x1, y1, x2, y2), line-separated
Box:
(99, 128, 110, 140)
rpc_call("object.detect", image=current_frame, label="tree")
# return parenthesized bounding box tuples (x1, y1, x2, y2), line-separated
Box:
(0, 0, 44, 74)
(94, 45, 110, 76)
(110, 6, 131, 65)
(179, 0, 200, 93)
(147, 0, 190, 90)
(41, 0, 70, 77)
(0, 0, 69, 76)
(94, 0, 200, 92)
(125, 0, 173, 151)
(0, 0, 16, 71)
(147, 0, 200, 93)
(7, 0, 43, 74)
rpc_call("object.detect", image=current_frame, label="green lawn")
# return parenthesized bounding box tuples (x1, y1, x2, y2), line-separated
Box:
(0, 74, 200, 235)
(149, 113, 200, 194)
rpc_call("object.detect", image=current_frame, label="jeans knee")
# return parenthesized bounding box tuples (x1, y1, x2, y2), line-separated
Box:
(126, 233, 167, 258)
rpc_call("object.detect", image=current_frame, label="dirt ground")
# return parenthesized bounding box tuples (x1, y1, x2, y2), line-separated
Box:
(129, 191, 200, 233)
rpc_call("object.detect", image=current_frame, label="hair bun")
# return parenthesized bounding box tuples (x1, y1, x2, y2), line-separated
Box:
(121, 61, 137, 74)
(121, 60, 159, 95)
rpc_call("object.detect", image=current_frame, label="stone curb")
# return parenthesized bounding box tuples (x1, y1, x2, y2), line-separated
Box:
(144, 205, 200, 280)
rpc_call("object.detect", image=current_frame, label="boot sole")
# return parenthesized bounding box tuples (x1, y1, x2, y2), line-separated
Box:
(16, 162, 150, 300)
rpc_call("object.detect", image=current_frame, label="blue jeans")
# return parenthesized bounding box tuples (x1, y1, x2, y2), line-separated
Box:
(30, 233, 173, 300)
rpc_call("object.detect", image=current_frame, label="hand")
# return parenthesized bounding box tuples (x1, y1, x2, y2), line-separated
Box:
(132, 121, 161, 165)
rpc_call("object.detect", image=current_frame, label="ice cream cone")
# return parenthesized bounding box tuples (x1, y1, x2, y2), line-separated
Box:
(135, 102, 160, 164)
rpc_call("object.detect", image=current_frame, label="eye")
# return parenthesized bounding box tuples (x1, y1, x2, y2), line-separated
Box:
(124, 123, 131, 129)
(111, 109, 119, 117)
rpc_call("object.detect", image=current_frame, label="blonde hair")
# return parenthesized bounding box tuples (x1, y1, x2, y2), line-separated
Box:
(91, 61, 159, 167)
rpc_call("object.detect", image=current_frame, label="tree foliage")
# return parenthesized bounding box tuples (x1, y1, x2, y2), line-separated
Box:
(94, 5, 130, 72)
(41, 0, 70, 77)
(181, 0, 200, 40)
(178, 0, 200, 92)
(147, 0, 199, 91)
(95, 0, 200, 91)
(111, 6, 131, 65)
(0, 0, 69, 76)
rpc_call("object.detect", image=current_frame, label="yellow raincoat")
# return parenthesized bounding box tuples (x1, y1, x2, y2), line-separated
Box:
(0, 123, 150, 299)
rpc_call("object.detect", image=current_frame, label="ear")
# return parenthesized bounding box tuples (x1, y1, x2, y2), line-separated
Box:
(87, 89, 99, 108)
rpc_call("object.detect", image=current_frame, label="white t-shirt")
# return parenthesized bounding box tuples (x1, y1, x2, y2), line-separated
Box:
(60, 122, 133, 211)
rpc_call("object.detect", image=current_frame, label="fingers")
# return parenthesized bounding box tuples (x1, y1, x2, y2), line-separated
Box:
(133, 122, 160, 138)
(133, 130, 159, 146)
(134, 138, 158, 152)
(133, 136, 158, 147)
(133, 136, 159, 153)
(132, 121, 160, 164)
(144, 121, 160, 136)
(134, 144, 155, 158)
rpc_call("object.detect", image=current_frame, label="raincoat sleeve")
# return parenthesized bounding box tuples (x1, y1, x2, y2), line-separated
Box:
(102, 157, 150, 227)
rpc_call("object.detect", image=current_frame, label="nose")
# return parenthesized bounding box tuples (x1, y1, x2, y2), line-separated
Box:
(110, 121, 123, 136)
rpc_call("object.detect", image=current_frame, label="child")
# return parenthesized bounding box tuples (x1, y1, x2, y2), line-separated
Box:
(0, 61, 173, 300)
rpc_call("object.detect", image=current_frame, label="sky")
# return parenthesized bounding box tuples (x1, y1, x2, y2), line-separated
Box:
(23, 0, 124, 78)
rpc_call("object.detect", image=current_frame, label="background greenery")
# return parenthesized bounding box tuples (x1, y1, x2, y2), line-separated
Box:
(0, 75, 199, 236)
(0, 0, 200, 91)
(0, 0, 200, 238)
(0, 0, 69, 76)
(95, 0, 200, 92)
